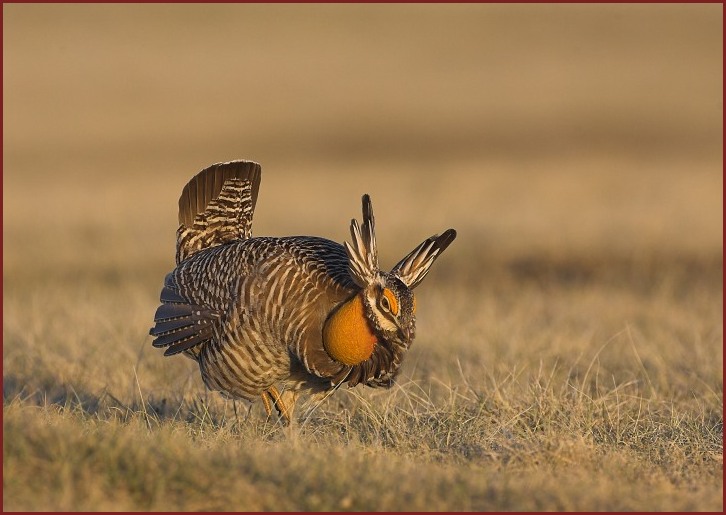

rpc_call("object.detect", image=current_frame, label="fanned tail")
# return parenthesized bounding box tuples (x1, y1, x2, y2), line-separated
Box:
(176, 160, 262, 263)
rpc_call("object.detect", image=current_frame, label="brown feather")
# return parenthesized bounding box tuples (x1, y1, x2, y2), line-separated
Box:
(391, 228, 457, 289)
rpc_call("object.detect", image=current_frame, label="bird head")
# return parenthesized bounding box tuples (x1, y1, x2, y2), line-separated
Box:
(344, 194, 457, 348)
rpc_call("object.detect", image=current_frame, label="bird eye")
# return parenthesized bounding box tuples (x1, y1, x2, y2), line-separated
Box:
(380, 288, 399, 315)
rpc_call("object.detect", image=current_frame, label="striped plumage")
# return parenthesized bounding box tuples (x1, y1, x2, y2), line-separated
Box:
(150, 160, 456, 423)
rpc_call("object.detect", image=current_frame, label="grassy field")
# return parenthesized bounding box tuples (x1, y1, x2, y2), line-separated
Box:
(3, 4, 723, 511)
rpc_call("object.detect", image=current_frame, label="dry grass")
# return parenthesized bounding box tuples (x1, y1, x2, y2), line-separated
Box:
(3, 3, 723, 512)
(4, 163, 722, 511)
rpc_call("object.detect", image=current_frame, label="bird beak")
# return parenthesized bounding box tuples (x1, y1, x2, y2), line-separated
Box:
(398, 326, 413, 343)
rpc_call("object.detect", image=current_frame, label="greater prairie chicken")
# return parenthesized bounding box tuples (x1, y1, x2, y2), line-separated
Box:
(150, 160, 456, 423)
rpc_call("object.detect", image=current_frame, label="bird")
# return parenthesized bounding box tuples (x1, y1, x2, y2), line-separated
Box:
(149, 160, 456, 424)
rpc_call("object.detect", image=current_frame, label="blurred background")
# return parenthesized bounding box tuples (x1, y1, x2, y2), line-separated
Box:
(3, 3, 722, 280)
(3, 7, 722, 511)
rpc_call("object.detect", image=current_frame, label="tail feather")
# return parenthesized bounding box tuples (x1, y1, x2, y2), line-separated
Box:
(149, 274, 220, 356)
(176, 160, 262, 263)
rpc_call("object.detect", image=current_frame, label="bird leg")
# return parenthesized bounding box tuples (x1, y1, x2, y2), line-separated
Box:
(266, 385, 291, 423)
(260, 390, 274, 417)
(261, 386, 299, 425)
